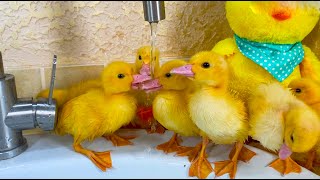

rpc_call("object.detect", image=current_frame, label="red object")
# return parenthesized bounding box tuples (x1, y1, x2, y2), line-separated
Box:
(137, 106, 154, 123)
(272, 10, 291, 21)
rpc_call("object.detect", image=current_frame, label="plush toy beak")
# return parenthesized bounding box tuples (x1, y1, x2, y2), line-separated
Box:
(272, 9, 291, 21)
(170, 64, 195, 78)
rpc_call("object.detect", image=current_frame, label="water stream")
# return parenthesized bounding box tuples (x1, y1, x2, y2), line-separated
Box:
(150, 22, 158, 78)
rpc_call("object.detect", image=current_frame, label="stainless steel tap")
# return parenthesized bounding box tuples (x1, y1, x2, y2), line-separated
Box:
(143, 1, 165, 23)
(0, 52, 58, 160)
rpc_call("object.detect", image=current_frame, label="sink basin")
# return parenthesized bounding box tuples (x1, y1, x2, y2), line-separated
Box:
(0, 129, 318, 179)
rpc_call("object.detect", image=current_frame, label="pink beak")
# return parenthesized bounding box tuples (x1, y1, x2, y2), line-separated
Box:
(132, 74, 152, 89)
(140, 63, 151, 75)
(141, 78, 162, 93)
(170, 64, 194, 77)
(278, 143, 292, 160)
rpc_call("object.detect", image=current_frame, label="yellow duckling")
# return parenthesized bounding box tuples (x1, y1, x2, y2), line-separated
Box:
(56, 61, 139, 171)
(131, 46, 165, 133)
(143, 59, 202, 161)
(212, 1, 320, 103)
(171, 51, 256, 179)
(288, 78, 320, 171)
(248, 82, 320, 175)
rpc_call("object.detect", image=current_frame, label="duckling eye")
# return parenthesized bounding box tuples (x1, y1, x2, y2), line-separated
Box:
(295, 88, 301, 93)
(165, 73, 171, 78)
(139, 55, 142, 60)
(118, 74, 125, 79)
(290, 134, 294, 142)
(202, 62, 210, 68)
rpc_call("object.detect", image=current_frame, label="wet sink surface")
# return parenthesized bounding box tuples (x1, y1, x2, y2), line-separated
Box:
(0, 129, 318, 179)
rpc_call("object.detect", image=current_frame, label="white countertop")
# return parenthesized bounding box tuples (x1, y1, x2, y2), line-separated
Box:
(0, 129, 318, 179)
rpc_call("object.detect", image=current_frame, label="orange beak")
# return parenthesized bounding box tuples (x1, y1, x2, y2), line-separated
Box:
(272, 9, 291, 21)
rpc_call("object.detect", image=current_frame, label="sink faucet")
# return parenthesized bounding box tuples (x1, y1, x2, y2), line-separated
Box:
(0, 52, 58, 160)
(143, 1, 165, 23)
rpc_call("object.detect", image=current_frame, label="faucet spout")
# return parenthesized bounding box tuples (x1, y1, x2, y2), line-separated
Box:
(143, 1, 165, 23)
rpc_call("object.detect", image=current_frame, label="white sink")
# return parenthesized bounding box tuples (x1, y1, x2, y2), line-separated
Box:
(0, 129, 318, 179)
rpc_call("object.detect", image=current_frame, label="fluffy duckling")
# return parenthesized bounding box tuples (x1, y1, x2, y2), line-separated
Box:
(133, 46, 166, 134)
(248, 82, 320, 175)
(171, 51, 256, 179)
(288, 78, 320, 171)
(56, 61, 139, 171)
(141, 59, 202, 160)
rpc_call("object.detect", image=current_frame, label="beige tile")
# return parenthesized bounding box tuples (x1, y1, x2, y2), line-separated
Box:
(6, 68, 42, 99)
(43, 65, 105, 89)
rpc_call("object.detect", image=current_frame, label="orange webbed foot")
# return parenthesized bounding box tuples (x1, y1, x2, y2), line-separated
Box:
(214, 142, 255, 179)
(74, 144, 112, 171)
(214, 160, 237, 179)
(156, 133, 182, 154)
(176, 142, 203, 162)
(188, 137, 213, 179)
(229, 144, 256, 163)
(104, 134, 136, 147)
(269, 156, 302, 176)
(304, 149, 316, 171)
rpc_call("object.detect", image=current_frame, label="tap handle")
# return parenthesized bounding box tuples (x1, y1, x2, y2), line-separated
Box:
(48, 55, 57, 105)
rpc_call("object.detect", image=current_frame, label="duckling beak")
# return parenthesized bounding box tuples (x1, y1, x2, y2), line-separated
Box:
(141, 78, 163, 93)
(132, 74, 152, 89)
(278, 143, 292, 160)
(140, 63, 151, 75)
(170, 64, 194, 78)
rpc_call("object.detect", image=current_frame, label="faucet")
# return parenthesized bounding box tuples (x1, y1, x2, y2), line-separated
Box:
(0, 52, 57, 160)
(143, 1, 165, 23)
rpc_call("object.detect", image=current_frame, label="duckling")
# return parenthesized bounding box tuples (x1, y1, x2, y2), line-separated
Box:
(141, 59, 202, 160)
(132, 46, 166, 134)
(56, 61, 139, 171)
(248, 82, 320, 175)
(288, 78, 320, 171)
(171, 51, 256, 179)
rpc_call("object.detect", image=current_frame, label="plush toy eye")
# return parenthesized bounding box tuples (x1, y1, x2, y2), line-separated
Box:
(202, 62, 210, 68)
(295, 88, 301, 93)
(290, 134, 294, 142)
(165, 73, 171, 78)
(139, 55, 142, 60)
(118, 74, 125, 79)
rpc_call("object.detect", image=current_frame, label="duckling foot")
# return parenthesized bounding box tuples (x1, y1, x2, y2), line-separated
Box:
(176, 142, 203, 162)
(229, 144, 256, 163)
(156, 133, 182, 153)
(214, 160, 237, 179)
(305, 150, 316, 171)
(269, 156, 302, 175)
(104, 134, 136, 147)
(73, 144, 112, 171)
(188, 137, 213, 179)
(214, 142, 254, 179)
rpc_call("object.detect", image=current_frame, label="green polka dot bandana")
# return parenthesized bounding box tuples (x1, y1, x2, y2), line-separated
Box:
(234, 34, 304, 82)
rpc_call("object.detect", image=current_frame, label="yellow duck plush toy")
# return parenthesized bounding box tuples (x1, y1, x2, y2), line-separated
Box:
(212, 1, 320, 102)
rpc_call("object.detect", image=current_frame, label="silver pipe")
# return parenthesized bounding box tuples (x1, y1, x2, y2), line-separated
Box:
(143, 1, 165, 23)
(48, 55, 57, 105)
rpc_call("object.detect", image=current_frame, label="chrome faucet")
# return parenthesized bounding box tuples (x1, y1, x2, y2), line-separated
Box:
(0, 52, 57, 160)
(143, 1, 165, 23)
